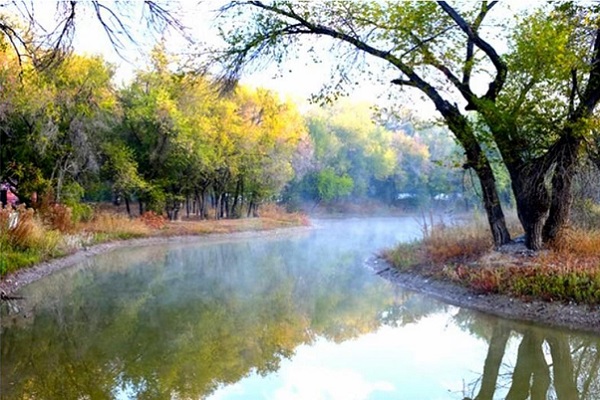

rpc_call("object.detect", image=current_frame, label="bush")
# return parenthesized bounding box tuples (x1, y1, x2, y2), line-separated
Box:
(139, 211, 167, 229)
(41, 203, 74, 232)
(0, 205, 63, 275)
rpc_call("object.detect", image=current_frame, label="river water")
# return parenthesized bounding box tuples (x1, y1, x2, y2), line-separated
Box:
(1, 217, 599, 399)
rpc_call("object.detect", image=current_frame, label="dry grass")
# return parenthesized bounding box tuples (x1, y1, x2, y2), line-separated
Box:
(1, 205, 63, 275)
(383, 214, 499, 270)
(546, 227, 600, 257)
(258, 203, 310, 226)
(85, 212, 151, 239)
(384, 213, 600, 305)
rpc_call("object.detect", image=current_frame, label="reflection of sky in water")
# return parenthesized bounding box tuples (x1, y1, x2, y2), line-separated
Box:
(209, 312, 488, 400)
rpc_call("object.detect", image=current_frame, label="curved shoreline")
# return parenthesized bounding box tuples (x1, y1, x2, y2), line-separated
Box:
(0, 226, 310, 296)
(369, 258, 600, 335)
(3, 226, 600, 335)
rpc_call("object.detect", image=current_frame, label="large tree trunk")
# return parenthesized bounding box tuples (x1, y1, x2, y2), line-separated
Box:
(543, 136, 581, 243)
(510, 164, 550, 251)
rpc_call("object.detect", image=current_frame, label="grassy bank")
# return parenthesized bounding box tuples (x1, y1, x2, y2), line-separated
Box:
(383, 215, 600, 306)
(0, 203, 309, 277)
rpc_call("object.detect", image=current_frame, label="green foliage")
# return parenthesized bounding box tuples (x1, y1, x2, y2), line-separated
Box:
(316, 168, 354, 202)
(1, 42, 308, 221)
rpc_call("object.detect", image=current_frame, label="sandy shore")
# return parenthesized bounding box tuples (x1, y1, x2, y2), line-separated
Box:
(368, 257, 600, 335)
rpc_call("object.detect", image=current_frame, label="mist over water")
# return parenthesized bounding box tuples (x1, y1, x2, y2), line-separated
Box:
(1, 217, 599, 399)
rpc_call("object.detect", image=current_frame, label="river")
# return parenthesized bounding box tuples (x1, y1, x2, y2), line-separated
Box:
(1, 217, 599, 399)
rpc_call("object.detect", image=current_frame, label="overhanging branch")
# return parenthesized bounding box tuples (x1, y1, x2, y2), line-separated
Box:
(438, 1, 507, 101)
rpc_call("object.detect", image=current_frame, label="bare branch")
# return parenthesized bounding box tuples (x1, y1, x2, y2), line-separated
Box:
(438, 1, 507, 101)
(2, 1, 190, 70)
(390, 78, 418, 88)
(234, 2, 443, 103)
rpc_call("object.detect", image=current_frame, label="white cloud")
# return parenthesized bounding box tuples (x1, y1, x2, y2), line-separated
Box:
(274, 365, 394, 400)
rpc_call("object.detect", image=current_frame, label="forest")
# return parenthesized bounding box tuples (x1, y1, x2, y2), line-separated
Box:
(1, 1, 600, 258)
(1, 43, 487, 221)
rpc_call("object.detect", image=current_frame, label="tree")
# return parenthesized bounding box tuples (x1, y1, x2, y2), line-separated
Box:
(218, 1, 600, 250)
(218, 1, 511, 246)
(1, 1, 188, 208)
(0, 51, 117, 206)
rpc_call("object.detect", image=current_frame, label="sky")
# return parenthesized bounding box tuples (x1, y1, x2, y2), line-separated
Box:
(18, 1, 528, 118)
(62, 0, 417, 111)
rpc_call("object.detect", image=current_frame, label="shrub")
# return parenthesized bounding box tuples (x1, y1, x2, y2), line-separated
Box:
(139, 211, 167, 229)
(40, 203, 74, 232)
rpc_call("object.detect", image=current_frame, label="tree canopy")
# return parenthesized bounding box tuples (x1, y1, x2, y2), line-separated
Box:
(218, 0, 600, 249)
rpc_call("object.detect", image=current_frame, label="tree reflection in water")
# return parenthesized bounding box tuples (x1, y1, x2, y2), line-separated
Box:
(457, 311, 600, 400)
(1, 218, 600, 400)
(0, 232, 408, 400)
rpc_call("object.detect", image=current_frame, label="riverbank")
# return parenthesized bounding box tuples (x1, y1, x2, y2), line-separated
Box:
(379, 219, 600, 335)
(370, 259, 600, 335)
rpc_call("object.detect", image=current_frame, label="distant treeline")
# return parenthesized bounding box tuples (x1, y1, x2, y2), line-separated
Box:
(0, 45, 498, 220)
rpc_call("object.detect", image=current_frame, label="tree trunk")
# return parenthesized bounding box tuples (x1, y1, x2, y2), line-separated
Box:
(231, 177, 243, 218)
(124, 196, 131, 217)
(442, 104, 511, 247)
(200, 189, 206, 219)
(477, 164, 512, 248)
(543, 137, 580, 242)
(138, 199, 144, 216)
(510, 165, 550, 251)
(247, 199, 254, 218)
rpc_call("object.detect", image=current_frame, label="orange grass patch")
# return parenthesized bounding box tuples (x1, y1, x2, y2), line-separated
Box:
(384, 215, 600, 305)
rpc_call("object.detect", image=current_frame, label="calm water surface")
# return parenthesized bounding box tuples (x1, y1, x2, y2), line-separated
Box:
(1, 217, 599, 399)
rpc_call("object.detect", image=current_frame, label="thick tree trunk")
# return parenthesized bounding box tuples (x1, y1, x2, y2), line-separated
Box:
(543, 137, 580, 242)
(510, 166, 550, 251)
